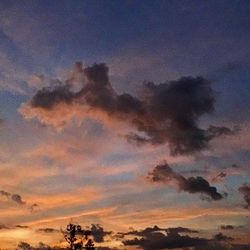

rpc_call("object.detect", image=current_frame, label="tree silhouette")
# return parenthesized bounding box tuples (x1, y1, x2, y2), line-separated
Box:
(85, 239, 95, 250)
(63, 223, 95, 250)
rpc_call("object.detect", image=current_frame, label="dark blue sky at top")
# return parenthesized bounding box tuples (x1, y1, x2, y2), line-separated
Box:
(1, 0, 250, 65)
(0, 0, 250, 122)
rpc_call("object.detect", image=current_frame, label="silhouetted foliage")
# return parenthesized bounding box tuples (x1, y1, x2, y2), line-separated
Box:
(63, 223, 95, 250)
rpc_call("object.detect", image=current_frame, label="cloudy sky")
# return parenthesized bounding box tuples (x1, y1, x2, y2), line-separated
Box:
(0, 1, 249, 249)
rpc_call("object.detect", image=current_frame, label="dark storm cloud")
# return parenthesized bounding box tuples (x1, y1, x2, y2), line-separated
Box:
(24, 62, 236, 155)
(0, 190, 26, 205)
(238, 184, 250, 209)
(147, 163, 224, 200)
(90, 224, 112, 243)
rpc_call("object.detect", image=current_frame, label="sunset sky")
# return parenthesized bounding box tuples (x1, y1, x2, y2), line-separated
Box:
(0, 1, 250, 249)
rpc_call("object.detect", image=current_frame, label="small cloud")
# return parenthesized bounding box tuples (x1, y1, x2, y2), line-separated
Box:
(90, 224, 112, 243)
(29, 203, 39, 213)
(27, 74, 46, 89)
(147, 162, 225, 201)
(11, 194, 26, 205)
(213, 232, 233, 241)
(0, 190, 39, 211)
(212, 172, 227, 182)
(0, 190, 26, 205)
(37, 228, 59, 233)
(238, 184, 250, 209)
(220, 225, 234, 230)
(16, 225, 30, 229)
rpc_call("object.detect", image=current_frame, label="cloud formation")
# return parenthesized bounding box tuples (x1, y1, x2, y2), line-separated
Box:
(238, 184, 250, 209)
(15, 225, 29, 229)
(117, 225, 198, 238)
(90, 224, 112, 243)
(0, 190, 39, 213)
(213, 232, 233, 241)
(17, 242, 51, 250)
(147, 163, 225, 200)
(122, 225, 209, 250)
(212, 172, 227, 182)
(0, 190, 26, 205)
(220, 225, 244, 230)
(20, 62, 236, 155)
(221, 225, 234, 230)
(36, 228, 59, 233)
(119, 225, 248, 250)
(29, 203, 39, 213)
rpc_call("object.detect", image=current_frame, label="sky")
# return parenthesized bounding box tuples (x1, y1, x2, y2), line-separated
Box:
(0, 0, 250, 249)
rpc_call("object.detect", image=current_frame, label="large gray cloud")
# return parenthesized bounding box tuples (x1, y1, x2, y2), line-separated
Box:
(147, 163, 225, 200)
(22, 62, 236, 155)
